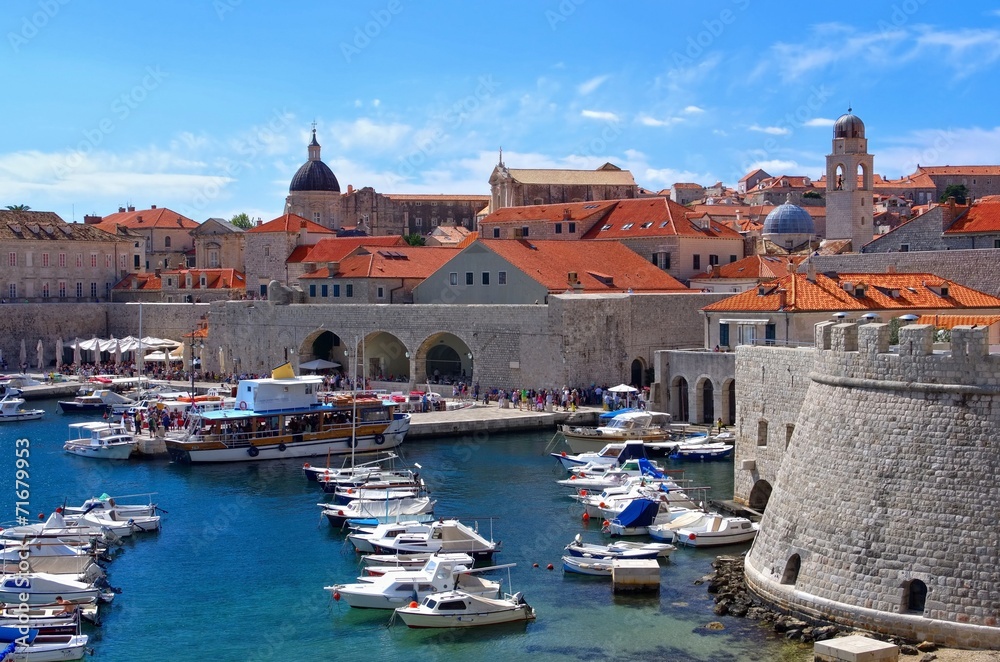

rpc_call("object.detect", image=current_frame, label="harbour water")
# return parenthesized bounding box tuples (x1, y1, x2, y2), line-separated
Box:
(0, 398, 805, 661)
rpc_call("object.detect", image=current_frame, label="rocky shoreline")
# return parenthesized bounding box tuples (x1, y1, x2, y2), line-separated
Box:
(701, 554, 944, 659)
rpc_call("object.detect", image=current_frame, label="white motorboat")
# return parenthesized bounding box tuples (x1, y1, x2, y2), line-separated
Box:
(561, 555, 614, 576)
(371, 520, 501, 561)
(672, 514, 759, 547)
(0, 539, 101, 578)
(302, 451, 409, 482)
(564, 535, 674, 560)
(63, 508, 160, 535)
(0, 602, 99, 626)
(0, 512, 116, 545)
(394, 590, 535, 628)
(328, 484, 423, 503)
(362, 553, 475, 576)
(63, 421, 137, 460)
(0, 573, 100, 606)
(560, 411, 675, 454)
(551, 439, 655, 471)
(322, 497, 435, 528)
(61, 494, 158, 519)
(325, 555, 504, 610)
(647, 510, 718, 543)
(0, 626, 88, 661)
(0, 390, 45, 422)
(602, 499, 698, 537)
(348, 521, 432, 554)
(669, 443, 734, 461)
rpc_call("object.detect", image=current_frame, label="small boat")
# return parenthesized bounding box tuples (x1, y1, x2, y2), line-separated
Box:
(361, 552, 475, 576)
(348, 521, 433, 554)
(560, 411, 675, 454)
(0, 603, 99, 627)
(57, 392, 109, 414)
(647, 510, 708, 543)
(61, 494, 158, 519)
(63, 508, 160, 535)
(673, 514, 759, 547)
(63, 421, 137, 460)
(669, 443, 734, 461)
(551, 439, 655, 471)
(564, 534, 674, 560)
(0, 625, 88, 661)
(601, 499, 664, 537)
(393, 590, 535, 628)
(0, 539, 102, 578)
(321, 497, 435, 528)
(370, 519, 501, 561)
(561, 555, 614, 576)
(0, 511, 118, 545)
(302, 452, 407, 482)
(325, 555, 504, 610)
(0, 390, 44, 422)
(0, 573, 100, 606)
(327, 484, 424, 503)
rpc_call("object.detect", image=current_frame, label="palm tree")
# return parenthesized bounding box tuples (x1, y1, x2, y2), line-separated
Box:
(5, 204, 30, 211)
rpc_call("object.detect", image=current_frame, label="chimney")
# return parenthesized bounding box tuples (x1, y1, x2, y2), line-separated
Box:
(776, 288, 787, 309)
(567, 271, 578, 284)
(136, 215, 143, 223)
(127, 206, 135, 212)
(563, 208, 571, 220)
(151, 204, 157, 209)
(736, 210, 742, 222)
(807, 261, 817, 283)
(83, 214, 102, 225)
(943, 196, 959, 230)
(118, 206, 126, 213)
(131, 278, 139, 290)
(256, 218, 263, 227)
(887, 264, 896, 274)
(347, 184, 354, 194)
(154, 268, 161, 277)
(573, 278, 584, 293)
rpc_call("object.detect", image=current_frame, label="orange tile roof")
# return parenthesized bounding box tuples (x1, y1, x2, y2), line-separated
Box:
(943, 197, 1000, 235)
(245, 213, 334, 234)
(97, 206, 198, 232)
(739, 168, 768, 183)
(689, 204, 828, 219)
(752, 175, 816, 191)
(703, 272, 1000, 313)
(481, 200, 617, 224)
(690, 255, 804, 281)
(455, 231, 478, 249)
(582, 198, 743, 240)
(673, 183, 704, 189)
(157, 268, 245, 290)
(299, 246, 455, 280)
(112, 273, 161, 291)
(915, 314, 1000, 328)
(917, 165, 1000, 176)
(288, 235, 406, 263)
(481, 239, 689, 293)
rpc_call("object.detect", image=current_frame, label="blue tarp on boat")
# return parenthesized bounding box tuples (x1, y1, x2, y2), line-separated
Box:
(615, 441, 649, 463)
(637, 458, 664, 479)
(599, 408, 636, 420)
(610, 499, 660, 528)
(0, 626, 37, 644)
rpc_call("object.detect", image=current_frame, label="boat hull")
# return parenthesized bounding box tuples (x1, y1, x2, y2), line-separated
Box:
(63, 443, 135, 460)
(396, 606, 534, 628)
(0, 411, 44, 422)
(561, 556, 613, 576)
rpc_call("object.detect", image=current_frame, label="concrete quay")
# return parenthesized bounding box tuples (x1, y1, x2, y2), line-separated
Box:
(405, 403, 599, 440)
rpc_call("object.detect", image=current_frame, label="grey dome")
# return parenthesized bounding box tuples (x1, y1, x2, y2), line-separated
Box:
(834, 110, 865, 139)
(289, 160, 340, 193)
(763, 201, 815, 235)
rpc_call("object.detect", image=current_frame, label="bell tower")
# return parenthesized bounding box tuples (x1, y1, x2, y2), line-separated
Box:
(825, 108, 874, 250)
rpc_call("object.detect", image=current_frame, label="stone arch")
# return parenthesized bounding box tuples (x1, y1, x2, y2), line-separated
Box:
(748, 479, 772, 512)
(834, 163, 846, 190)
(416, 332, 473, 384)
(670, 375, 689, 422)
(361, 331, 410, 382)
(857, 162, 869, 190)
(722, 378, 736, 426)
(780, 554, 801, 585)
(902, 578, 928, 614)
(298, 328, 347, 370)
(630, 358, 646, 388)
(693, 375, 714, 424)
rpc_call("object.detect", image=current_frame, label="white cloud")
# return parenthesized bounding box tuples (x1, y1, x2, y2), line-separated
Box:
(804, 118, 836, 127)
(372, 99, 381, 107)
(577, 75, 610, 95)
(746, 159, 801, 174)
(749, 124, 791, 136)
(683, 105, 705, 114)
(581, 109, 619, 122)
(639, 116, 683, 128)
(712, 129, 728, 137)
(331, 118, 411, 152)
(876, 126, 1000, 177)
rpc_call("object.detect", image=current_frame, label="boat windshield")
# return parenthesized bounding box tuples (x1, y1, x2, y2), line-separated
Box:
(423, 598, 438, 609)
(437, 600, 466, 611)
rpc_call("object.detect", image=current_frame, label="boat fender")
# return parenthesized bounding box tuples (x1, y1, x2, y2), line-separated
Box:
(408, 601, 418, 608)
(277, 443, 287, 452)
(350, 435, 359, 448)
(688, 533, 696, 541)
(238, 401, 248, 411)
(374, 433, 385, 445)
(602, 520, 610, 528)
(247, 446, 259, 457)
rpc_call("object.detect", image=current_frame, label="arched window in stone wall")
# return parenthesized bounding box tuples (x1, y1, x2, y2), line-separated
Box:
(780, 554, 801, 585)
(748, 480, 772, 512)
(757, 419, 768, 447)
(903, 579, 928, 614)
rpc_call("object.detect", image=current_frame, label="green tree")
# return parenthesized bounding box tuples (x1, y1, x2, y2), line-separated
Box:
(5, 204, 30, 211)
(403, 233, 426, 246)
(230, 212, 254, 230)
(803, 190, 822, 199)
(939, 184, 968, 205)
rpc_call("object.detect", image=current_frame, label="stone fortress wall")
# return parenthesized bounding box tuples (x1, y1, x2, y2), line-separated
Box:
(737, 321, 1000, 648)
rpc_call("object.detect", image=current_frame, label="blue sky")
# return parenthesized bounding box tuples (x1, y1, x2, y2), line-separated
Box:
(3, 0, 1000, 223)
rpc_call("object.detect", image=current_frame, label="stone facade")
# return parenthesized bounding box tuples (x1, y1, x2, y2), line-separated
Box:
(738, 321, 1000, 648)
(652, 349, 737, 424)
(191, 219, 245, 270)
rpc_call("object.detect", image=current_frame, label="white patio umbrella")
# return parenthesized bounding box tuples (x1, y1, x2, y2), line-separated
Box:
(19, 339, 26, 370)
(114, 339, 122, 366)
(35, 339, 43, 371)
(218, 346, 225, 373)
(607, 383, 638, 393)
(73, 337, 82, 367)
(55, 337, 63, 371)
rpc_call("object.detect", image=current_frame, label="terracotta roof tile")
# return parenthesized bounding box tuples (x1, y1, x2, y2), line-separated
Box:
(114, 268, 245, 291)
(943, 197, 1000, 235)
(97, 206, 198, 231)
(481, 200, 617, 224)
(245, 213, 335, 234)
(299, 246, 455, 280)
(503, 167, 636, 186)
(288, 235, 406, 263)
(581, 198, 743, 240)
(0, 211, 125, 242)
(915, 314, 1000, 328)
(690, 255, 804, 281)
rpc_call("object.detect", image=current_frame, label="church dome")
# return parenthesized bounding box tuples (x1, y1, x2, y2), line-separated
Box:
(834, 109, 865, 139)
(289, 128, 341, 193)
(289, 160, 340, 193)
(763, 198, 815, 236)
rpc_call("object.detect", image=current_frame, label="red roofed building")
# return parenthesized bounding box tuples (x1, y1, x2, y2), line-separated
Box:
(744, 175, 823, 206)
(413, 239, 689, 305)
(243, 213, 334, 296)
(688, 255, 805, 293)
(299, 245, 456, 304)
(112, 268, 246, 303)
(478, 201, 617, 240)
(89, 205, 199, 272)
(701, 264, 1000, 348)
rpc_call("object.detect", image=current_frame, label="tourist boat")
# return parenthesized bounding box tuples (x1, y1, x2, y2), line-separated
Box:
(321, 497, 435, 528)
(672, 514, 759, 547)
(63, 421, 137, 460)
(0, 626, 88, 661)
(0, 389, 45, 422)
(564, 534, 674, 561)
(348, 521, 433, 554)
(0, 573, 100, 606)
(560, 411, 674, 454)
(361, 552, 475, 576)
(394, 590, 535, 628)
(57, 392, 109, 414)
(669, 443, 734, 461)
(164, 367, 410, 463)
(561, 555, 614, 576)
(370, 519, 501, 561)
(325, 555, 504, 609)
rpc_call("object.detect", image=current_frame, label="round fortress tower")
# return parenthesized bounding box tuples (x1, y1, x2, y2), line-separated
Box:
(744, 321, 1000, 648)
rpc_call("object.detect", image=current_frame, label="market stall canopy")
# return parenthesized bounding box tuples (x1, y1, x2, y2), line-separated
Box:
(299, 358, 341, 371)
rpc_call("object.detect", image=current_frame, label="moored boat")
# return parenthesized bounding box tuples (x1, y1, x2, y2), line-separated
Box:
(0, 390, 45, 422)
(672, 514, 759, 547)
(393, 590, 535, 628)
(62, 422, 137, 460)
(164, 368, 410, 463)
(0, 626, 88, 661)
(321, 496, 435, 528)
(561, 555, 613, 576)
(0, 573, 100, 606)
(559, 411, 674, 454)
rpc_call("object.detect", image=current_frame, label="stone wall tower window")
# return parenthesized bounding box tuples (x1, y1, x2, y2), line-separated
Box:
(780, 554, 801, 585)
(757, 420, 768, 447)
(785, 424, 795, 448)
(903, 579, 927, 613)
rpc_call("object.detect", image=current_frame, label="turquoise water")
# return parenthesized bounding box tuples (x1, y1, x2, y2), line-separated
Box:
(0, 399, 803, 661)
